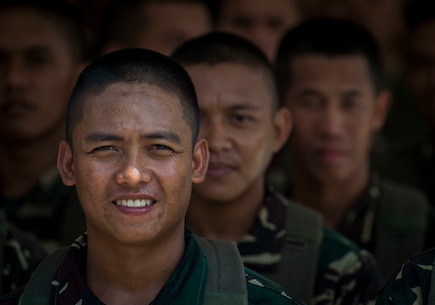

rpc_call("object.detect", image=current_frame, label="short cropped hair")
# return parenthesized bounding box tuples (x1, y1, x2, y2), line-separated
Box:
(276, 18, 383, 98)
(0, 0, 88, 62)
(66, 48, 199, 146)
(171, 31, 279, 110)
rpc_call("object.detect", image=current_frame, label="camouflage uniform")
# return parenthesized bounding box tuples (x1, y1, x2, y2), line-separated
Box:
(328, 175, 434, 280)
(0, 212, 47, 295)
(239, 186, 382, 305)
(376, 247, 435, 305)
(0, 230, 306, 305)
(268, 166, 434, 281)
(0, 167, 86, 253)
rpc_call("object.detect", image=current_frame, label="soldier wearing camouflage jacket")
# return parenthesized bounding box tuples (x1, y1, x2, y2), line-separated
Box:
(239, 186, 382, 305)
(376, 247, 435, 305)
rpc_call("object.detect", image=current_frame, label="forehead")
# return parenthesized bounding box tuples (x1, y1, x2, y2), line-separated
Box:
(410, 20, 435, 54)
(221, 0, 297, 19)
(78, 82, 189, 134)
(0, 6, 70, 54)
(142, 1, 210, 32)
(186, 63, 275, 109)
(289, 54, 373, 90)
(144, 1, 208, 19)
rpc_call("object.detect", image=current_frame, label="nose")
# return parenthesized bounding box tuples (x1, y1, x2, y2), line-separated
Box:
(201, 119, 232, 153)
(115, 156, 152, 187)
(2, 59, 27, 93)
(317, 107, 344, 139)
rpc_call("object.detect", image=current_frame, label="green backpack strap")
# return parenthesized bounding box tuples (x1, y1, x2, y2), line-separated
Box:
(374, 179, 430, 280)
(197, 237, 248, 305)
(18, 246, 69, 305)
(19, 238, 249, 305)
(262, 199, 323, 305)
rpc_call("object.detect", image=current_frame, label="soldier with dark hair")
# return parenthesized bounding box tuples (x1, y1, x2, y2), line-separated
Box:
(274, 17, 433, 280)
(0, 0, 87, 253)
(173, 31, 382, 305)
(0, 48, 305, 305)
(375, 3, 435, 303)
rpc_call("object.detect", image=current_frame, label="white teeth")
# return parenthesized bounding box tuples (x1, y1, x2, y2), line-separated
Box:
(116, 199, 152, 207)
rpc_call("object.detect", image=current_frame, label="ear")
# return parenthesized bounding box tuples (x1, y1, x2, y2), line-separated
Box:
(191, 138, 209, 184)
(57, 140, 76, 186)
(272, 106, 293, 153)
(371, 89, 391, 132)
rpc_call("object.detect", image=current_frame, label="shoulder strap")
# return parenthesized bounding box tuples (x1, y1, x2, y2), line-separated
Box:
(197, 237, 248, 305)
(18, 246, 69, 305)
(263, 200, 323, 305)
(428, 258, 435, 304)
(374, 179, 430, 280)
(19, 239, 249, 305)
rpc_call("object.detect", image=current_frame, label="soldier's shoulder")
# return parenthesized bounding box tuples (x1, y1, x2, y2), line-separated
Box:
(318, 226, 379, 277)
(377, 247, 435, 305)
(245, 267, 306, 305)
(380, 178, 429, 203)
(320, 226, 367, 257)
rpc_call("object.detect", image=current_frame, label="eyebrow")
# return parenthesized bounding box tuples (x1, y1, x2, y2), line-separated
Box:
(297, 89, 320, 97)
(142, 131, 182, 145)
(298, 88, 362, 97)
(228, 103, 261, 111)
(342, 90, 362, 98)
(84, 133, 123, 143)
(84, 131, 182, 145)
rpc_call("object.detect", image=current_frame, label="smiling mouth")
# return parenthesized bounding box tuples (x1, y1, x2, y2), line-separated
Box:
(115, 199, 154, 207)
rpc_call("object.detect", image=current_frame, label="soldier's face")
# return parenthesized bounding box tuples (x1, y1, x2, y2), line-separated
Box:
(283, 55, 388, 183)
(186, 63, 290, 203)
(216, 0, 301, 61)
(406, 20, 435, 130)
(0, 6, 81, 143)
(58, 82, 208, 245)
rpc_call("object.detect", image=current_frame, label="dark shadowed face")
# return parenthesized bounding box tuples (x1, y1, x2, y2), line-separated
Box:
(137, 2, 211, 56)
(57, 82, 208, 245)
(0, 6, 82, 143)
(217, 0, 300, 61)
(186, 63, 290, 203)
(406, 20, 435, 131)
(283, 55, 389, 183)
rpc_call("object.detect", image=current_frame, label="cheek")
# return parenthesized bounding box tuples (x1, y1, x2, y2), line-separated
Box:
(291, 118, 314, 145)
(157, 162, 192, 206)
(75, 161, 110, 196)
(348, 122, 373, 150)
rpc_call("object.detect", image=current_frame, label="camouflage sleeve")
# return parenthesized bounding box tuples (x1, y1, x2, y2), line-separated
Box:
(2, 225, 47, 294)
(376, 248, 435, 305)
(245, 268, 306, 305)
(314, 228, 383, 305)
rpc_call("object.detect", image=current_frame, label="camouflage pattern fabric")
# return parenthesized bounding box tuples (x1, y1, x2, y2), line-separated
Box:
(0, 217, 47, 296)
(0, 167, 86, 253)
(0, 230, 306, 305)
(239, 186, 382, 305)
(376, 247, 435, 305)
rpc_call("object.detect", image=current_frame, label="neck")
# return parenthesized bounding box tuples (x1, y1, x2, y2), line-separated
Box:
(291, 166, 369, 229)
(0, 128, 64, 198)
(186, 178, 265, 243)
(86, 228, 185, 305)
